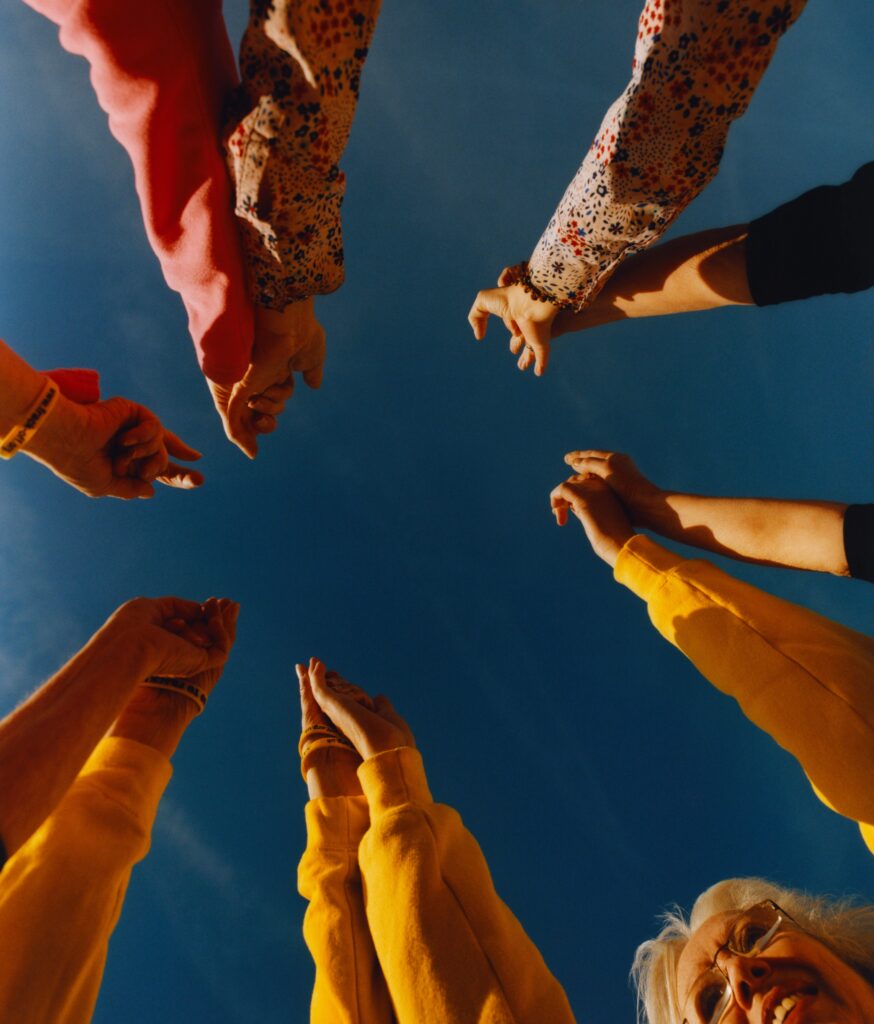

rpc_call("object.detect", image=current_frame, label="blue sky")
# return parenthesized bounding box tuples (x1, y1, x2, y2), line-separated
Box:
(0, 1, 872, 1021)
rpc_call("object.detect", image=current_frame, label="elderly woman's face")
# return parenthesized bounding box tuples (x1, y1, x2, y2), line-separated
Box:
(676, 909, 874, 1023)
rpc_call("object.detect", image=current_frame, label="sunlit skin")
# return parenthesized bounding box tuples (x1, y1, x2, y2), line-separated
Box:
(561, 450, 849, 575)
(0, 597, 238, 857)
(0, 338, 203, 497)
(296, 658, 414, 800)
(209, 298, 325, 459)
(467, 225, 754, 377)
(677, 911, 874, 1024)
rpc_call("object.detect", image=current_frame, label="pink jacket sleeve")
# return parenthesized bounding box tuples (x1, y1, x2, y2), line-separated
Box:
(25, 0, 254, 385)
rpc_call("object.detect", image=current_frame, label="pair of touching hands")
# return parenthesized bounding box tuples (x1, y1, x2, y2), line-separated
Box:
(104, 595, 240, 711)
(550, 450, 662, 566)
(297, 657, 414, 799)
(208, 298, 325, 459)
(27, 392, 204, 500)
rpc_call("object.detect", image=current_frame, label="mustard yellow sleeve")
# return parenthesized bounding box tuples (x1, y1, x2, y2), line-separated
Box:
(0, 737, 171, 1024)
(358, 747, 576, 1024)
(615, 535, 874, 844)
(298, 796, 395, 1024)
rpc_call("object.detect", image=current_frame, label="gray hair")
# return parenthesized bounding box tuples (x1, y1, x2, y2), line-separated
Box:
(631, 877, 874, 1024)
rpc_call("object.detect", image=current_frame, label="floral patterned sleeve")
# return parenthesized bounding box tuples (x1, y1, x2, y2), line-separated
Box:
(225, 0, 381, 311)
(527, 0, 807, 310)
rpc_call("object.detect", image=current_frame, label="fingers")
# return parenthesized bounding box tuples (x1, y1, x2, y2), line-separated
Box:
(118, 410, 162, 450)
(302, 363, 323, 389)
(296, 663, 326, 731)
(517, 317, 551, 377)
(107, 476, 156, 500)
(549, 482, 572, 526)
(517, 347, 535, 372)
(372, 695, 414, 746)
(308, 657, 369, 743)
(163, 430, 203, 462)
(252, 413, 277, 435)
(156, 462, 205, 489)
(467, 288, 507, 340)
(246, 378, 294, 415)
(497, 266, 515, 287)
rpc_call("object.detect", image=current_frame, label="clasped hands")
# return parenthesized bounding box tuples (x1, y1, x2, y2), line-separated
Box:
(296, 657, 414, 800)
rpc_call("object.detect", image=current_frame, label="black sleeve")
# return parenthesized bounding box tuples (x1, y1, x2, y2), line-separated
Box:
(0, 834, 5, 873)
(843, 504, 874, 584)
(746, 163, 874, 306)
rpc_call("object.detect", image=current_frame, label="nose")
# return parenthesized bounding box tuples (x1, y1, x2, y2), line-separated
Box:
(722, 954, 773, 1011)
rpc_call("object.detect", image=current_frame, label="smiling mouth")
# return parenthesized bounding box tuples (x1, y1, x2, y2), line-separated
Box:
(770, 987, 818, 1023)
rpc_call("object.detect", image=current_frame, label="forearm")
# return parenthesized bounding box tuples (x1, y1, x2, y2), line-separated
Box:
(552, 225, 753, 336)
(0, 626, 153, 855)
(0, 339, 51, 436)
(631, 492, 849, 574)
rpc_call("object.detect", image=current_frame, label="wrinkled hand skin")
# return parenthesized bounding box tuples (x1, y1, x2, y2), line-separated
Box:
(101, 595, 239, 680)
(209, 297, 325, 459)
(25, 394, 203, 499)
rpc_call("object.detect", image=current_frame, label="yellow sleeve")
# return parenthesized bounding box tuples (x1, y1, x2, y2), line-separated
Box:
(298, 796, 395, 1024)
(0, 737, 171, 1024)
(615, 534, 874, 845)
(358, 747, 576, 1024)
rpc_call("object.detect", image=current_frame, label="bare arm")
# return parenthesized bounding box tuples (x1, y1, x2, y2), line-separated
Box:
(0, 597, 230, 858)
(564, 451, 850, 575)
(552, 225, 753, 336)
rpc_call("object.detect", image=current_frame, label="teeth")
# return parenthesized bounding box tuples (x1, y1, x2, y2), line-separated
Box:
(773, 994, 800, 1022)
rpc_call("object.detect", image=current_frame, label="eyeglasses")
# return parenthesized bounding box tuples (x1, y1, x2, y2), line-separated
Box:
(681, 900, 798, 1024)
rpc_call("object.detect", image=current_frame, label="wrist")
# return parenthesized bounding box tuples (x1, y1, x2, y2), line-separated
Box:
(305, 746, 363, 799)
(255, 296, 315, 336)
(110, 686, 196, 758)
(21, 392, 82, 470)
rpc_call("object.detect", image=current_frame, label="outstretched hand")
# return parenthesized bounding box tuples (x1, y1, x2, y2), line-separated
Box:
(26, 394, 203, 498)
(468, 266, 559, 376)
(300, 657, 414, 762)
(550, 472, 635, 567)
(209, 298, 325, 459)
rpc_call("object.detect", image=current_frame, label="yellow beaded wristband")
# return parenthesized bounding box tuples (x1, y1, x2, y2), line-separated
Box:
(0, 378, 60, 459)
(299, 725, 356, 781)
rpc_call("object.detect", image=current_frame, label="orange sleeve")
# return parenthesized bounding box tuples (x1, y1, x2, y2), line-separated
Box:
(298, 796, 395, 1024)
(0, 738, 171, 1023)
(615, 534, 874, 851)
(358, 747, 576, 1024)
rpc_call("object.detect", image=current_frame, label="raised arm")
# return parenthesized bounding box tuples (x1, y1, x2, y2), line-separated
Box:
(305, 662, 576, 1024)
(0, 597, 236, 860)
(295, 662, 395, 1024)
(469, 0, 807, 374)
(550, 473, 874, 849)
(0, 609, 239, 1024)
(564, 450, 857, 577)
(553, 162, 874, 336)
(213, 0, 381, 459)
